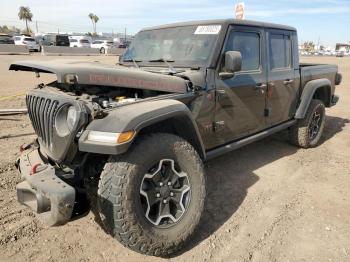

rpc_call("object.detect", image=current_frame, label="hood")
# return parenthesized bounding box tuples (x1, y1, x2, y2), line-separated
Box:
(9, 60, 189, 93)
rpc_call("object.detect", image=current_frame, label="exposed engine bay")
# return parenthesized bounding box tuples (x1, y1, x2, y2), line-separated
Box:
(44, 81, 171, 110)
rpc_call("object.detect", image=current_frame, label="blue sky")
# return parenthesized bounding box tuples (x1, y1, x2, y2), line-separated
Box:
(0, 0, 349, 47)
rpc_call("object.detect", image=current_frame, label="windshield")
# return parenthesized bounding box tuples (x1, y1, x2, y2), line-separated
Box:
(122, 25, 221, 67)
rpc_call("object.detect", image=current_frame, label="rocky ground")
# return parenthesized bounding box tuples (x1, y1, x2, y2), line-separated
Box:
(0, 55, 349, 262)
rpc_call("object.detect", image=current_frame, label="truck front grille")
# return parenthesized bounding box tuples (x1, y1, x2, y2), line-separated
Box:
(26, 94, 59, 148)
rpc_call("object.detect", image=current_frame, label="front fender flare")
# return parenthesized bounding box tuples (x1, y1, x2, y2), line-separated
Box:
(295, 79, 331, 119)
(78, 99, 205, 158)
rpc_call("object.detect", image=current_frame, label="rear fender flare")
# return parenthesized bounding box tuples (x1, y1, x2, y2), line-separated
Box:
(295, 79, 331, 119)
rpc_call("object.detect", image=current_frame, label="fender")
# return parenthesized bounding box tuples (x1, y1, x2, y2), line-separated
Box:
(295, 79, 331, 119)
(78, 99, 205, 158)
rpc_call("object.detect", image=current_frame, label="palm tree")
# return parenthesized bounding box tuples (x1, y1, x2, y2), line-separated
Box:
(88, 13, 100, 35)
(93, 15, 99, 34)
(18, 6, 33, 34)
(88, 13, 95, 34)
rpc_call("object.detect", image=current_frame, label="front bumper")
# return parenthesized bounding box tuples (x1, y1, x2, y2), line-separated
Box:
(16, 146, 75, 226)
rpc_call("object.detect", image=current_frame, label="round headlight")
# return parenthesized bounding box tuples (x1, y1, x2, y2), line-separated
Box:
(67, 106, 77, 131)
(55, 105, 79, 137)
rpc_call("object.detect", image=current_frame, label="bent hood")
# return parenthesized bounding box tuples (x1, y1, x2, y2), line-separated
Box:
(9, 60, 189, 93)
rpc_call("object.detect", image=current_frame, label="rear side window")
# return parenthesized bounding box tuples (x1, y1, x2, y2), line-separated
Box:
(70, 39, 77, 42)
(226, 31, 260, 71)
(14, 37, 21, 41)
(80, 39, 89, 43)
(269, 34, 291, 69)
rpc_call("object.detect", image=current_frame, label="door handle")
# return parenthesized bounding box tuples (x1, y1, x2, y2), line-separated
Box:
(254, 83, 267, 90)
(283, 79, 294, 85)
(217, 89, 226, 95)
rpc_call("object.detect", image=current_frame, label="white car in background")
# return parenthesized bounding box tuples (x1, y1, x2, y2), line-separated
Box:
(69, 38, 91, 48)
(91, 39, 115, 54)
(13, 35, 40, 52)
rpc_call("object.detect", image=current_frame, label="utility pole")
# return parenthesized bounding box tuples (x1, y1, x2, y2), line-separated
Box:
(36, 21, 38, 33)
(58, 28, 60, 35)
(124, 27, 127, 43)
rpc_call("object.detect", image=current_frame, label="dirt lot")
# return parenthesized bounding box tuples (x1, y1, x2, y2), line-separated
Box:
(0, 54, 349, 262)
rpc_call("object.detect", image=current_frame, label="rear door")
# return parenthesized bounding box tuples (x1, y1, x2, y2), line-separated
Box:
(214, 25, 267, 145)
(265, 29, 299, 125)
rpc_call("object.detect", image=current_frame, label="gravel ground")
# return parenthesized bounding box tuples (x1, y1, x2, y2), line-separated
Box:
(0, 54, 349, 262)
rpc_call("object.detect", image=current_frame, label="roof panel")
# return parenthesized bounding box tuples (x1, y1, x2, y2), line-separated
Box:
(142, 19, 296, 32)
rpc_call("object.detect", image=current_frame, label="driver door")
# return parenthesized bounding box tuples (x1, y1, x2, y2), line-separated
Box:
(214, 25, 267, 145)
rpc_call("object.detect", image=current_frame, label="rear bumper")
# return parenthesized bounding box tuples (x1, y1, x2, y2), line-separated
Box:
(16, 146, 75, 226)
(331, 95, 339, 106)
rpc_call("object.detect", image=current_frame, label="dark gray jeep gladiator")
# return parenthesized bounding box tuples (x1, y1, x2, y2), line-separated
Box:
(11, 19, 342, 256)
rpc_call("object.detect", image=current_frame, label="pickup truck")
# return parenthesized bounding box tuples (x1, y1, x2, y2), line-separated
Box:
(10, 19, 342, 256)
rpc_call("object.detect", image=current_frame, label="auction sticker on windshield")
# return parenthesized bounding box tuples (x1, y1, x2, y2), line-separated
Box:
(194, 25, 221, 35)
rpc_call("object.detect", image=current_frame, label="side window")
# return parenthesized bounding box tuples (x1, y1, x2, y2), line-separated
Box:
(226, 31, 260, 71)
(269, 33, 291, 69)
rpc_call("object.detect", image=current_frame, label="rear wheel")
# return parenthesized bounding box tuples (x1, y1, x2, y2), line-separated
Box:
(289, 99, 326, 148)
(100, 47, 105, 54)
(96, 133, 206, 256)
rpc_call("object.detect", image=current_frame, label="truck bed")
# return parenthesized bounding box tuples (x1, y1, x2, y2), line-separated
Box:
(299, 63, 338, 95)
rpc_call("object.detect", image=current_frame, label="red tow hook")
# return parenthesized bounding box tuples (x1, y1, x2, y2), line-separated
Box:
(30, 163, 42, 176)
(19, 143, 32, 153)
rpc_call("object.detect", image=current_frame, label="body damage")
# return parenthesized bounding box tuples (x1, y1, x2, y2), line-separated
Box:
(9, 60, 190, 93)
(11, 19, 341, 233)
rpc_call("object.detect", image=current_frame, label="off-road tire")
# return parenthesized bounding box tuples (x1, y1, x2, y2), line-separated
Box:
(96, 133, 206, 256)
(289, 99, 326, 148)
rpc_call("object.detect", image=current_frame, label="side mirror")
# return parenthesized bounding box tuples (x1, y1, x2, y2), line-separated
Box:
(219, 51, 242, 80)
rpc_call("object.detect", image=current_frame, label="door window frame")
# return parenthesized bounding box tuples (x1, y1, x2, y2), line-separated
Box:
(217, 25, 264, 76)
(266, 29, 293, 72)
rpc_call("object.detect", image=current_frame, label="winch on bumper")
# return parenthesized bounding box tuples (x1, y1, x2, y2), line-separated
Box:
(16, 146, 75, 226)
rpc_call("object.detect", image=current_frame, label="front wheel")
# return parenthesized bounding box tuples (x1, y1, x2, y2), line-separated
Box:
(96, 133, 206, 256)
(100, 47, 105, 54)
(289, 99, 326, 148)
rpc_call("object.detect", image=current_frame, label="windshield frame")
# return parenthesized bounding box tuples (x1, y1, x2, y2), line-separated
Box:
(120, 23, 225, 69)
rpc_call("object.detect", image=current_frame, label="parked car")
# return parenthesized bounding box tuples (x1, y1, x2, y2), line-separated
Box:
(118, 40, 131, 48)
(336, 51, 345, 57)
(69, 38, 91, 48)
(10, 19, 342, 257)
(13, 35, 40, 51)
(91, 39, 114, 53)
(69, 36, 91, 47)
(40, 34, 70, 47)
(0, 34, 15, 44)
(117, 43, 127, 48)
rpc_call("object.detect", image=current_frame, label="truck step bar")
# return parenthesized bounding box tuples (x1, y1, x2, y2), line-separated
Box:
(206, 120, 297, 160)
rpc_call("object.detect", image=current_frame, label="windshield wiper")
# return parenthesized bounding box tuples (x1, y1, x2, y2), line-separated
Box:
(148, 58, 177, 74)
(123, 58, 142, 68)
